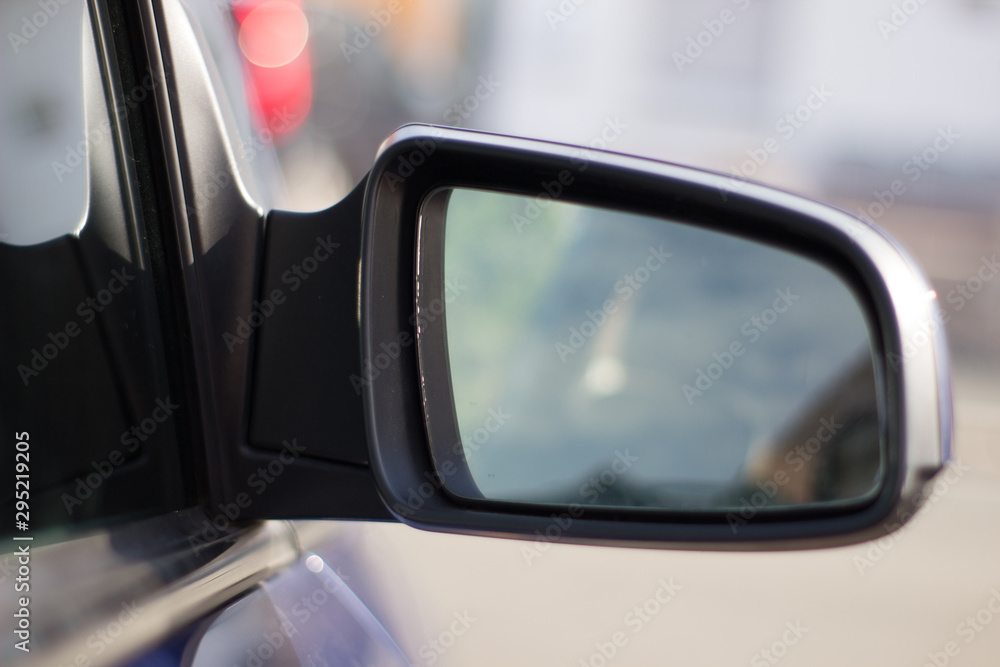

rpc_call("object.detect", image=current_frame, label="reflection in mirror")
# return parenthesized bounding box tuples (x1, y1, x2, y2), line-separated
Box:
(430, 188, 882, 513)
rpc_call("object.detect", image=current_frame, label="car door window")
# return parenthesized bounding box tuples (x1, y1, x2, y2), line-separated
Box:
(1, 0, 195, 536)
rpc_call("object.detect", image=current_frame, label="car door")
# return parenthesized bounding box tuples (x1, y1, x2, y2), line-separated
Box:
(4, 1, 998, 666)
(0, 0, 411, 665)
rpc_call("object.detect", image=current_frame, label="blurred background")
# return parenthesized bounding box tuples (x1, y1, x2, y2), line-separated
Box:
(253, 0, 1000, 373)
(216, 0, 1000, 664)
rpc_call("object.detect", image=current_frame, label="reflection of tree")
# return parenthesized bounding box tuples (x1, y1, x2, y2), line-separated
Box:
(731, 349, 881, 507)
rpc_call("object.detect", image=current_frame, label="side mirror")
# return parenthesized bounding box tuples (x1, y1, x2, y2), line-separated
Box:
(359, 125, 951, 548)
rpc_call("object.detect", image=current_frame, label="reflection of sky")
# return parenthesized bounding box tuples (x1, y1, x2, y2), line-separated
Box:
(444, 189, 873, 502)
(0, 0, 88, 246)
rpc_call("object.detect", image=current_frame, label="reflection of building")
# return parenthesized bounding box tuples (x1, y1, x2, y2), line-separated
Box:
(740, 351, 881, 506)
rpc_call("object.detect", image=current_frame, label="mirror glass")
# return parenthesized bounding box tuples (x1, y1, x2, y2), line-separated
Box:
(431, 188, 882, 512)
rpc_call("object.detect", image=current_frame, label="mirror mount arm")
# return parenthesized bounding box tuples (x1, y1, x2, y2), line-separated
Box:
(243, 173, 391, 519)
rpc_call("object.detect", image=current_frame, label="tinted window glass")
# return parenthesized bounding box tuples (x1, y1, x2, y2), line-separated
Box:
(0, 0, 193, 536)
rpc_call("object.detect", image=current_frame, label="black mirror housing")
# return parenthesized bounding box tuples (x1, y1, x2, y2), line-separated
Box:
(359, 124, 951, 550)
